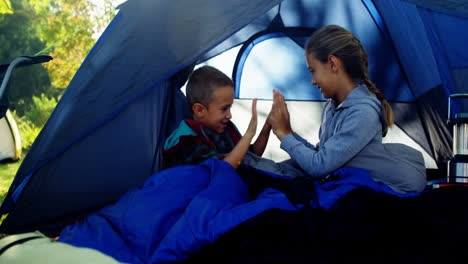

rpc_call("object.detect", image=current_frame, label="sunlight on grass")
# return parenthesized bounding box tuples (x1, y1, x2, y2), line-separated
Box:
(0, 161, 20, 233)
(0, 161, 21, 204)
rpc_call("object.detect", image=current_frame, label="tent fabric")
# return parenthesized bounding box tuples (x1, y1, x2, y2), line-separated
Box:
(452, 68, 468, 95)
(0, 68, 193, 234)
(1, 0, 467, 235)
(198, 5, 280, 63)
(403, 0, 468, 18)
(0, 0, 281, 233)
(427, 11, 468, 69)
(233, 0, 413, 102)
(5, 0, 280, 195)
(0, 117, 16, 161)
(0, 110, 21, 162)
(417, 85, 453, 163)
(389, 102, 432, 156)
(373, 0, 468, 162)
(6, 0, 280, 197)
(372, 0, 441, 98)
(0, 56, 53, 118)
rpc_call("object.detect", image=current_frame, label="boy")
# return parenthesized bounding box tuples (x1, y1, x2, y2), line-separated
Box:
(163, 66, 272, 169)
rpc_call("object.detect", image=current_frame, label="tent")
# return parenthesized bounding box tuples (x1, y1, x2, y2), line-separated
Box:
(0, 56, 53, 162)
(0, 110, 21, 162)
(0, 0, 467, 235)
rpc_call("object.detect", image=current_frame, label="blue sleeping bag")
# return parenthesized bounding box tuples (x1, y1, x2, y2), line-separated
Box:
(58, 159, 296, 263)
(58, 159, 419, 263)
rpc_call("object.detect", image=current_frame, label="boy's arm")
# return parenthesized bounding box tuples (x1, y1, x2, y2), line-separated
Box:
(251, 113, 271, 156)
(224, 99, 258, 169)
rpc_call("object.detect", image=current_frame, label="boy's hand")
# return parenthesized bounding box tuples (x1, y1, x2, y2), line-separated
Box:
(265, 108, 273, 129)
(225, 98, 258, 169)
(245, 98, 258, 139)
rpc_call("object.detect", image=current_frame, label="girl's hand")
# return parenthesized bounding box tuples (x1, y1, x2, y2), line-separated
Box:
(245, 98, 258, 139)
(270, 89, 293, 140)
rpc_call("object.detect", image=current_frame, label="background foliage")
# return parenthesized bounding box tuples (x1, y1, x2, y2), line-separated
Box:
(1, 0, 116, 150)
(1, 0, 118, 207)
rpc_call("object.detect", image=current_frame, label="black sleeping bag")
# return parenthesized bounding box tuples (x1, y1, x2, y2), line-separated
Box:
(183, 184, 468, 264)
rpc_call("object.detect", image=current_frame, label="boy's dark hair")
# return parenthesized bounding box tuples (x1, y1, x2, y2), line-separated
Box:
(186, 66, 234, 111)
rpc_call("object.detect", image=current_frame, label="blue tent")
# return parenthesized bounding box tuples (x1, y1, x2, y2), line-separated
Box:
(1, 0, 467, 234)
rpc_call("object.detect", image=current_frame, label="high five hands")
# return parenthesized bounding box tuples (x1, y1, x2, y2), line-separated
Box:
(246, 90, 293, 142)
(270, 89, 293, 141)
(245, 98, 258, 139)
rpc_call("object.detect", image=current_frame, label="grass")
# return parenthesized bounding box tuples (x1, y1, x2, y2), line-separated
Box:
(0, 160, 20, 236)
(0, 160, 21, 205)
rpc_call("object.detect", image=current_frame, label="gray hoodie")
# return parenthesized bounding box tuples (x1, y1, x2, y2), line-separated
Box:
(281, 83, 426, 193)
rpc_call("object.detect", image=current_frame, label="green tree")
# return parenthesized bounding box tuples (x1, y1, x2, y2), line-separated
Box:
(0, 0, 116, 154)
(0, 0, 51, 116)
(25, 93, 57, 127)
(0, 0, 13, 14)
(31, 0, 115, 88)
(1, 0, 116, 112)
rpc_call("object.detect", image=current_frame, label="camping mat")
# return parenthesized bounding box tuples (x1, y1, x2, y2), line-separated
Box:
(0, 231, 124, 264)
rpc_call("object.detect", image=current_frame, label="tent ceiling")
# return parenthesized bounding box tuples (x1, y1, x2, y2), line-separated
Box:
(403, 0, 468, 18)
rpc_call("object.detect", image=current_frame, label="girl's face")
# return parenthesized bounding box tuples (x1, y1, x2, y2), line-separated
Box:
(305, 53, 337, 100)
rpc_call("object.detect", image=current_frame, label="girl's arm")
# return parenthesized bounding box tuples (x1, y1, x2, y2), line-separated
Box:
(280, 106, 379, 178)
(224, 99, 258, 169)
(270, 89, 379, 178)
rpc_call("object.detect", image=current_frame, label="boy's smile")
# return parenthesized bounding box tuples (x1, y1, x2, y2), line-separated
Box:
(198, 85, 234, 134)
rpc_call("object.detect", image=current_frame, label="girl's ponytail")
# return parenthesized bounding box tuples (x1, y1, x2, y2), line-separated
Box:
(306, 25, 394, 136)
(362, 74, 394, 135)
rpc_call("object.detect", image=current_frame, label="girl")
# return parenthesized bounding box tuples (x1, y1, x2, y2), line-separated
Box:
(269, 25, 426, 193)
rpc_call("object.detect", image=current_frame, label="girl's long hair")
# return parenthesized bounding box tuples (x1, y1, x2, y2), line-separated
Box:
(305, 25, 393, 135)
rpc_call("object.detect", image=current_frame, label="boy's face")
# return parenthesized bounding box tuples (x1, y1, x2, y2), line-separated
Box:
(195, 85, 234, 134)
